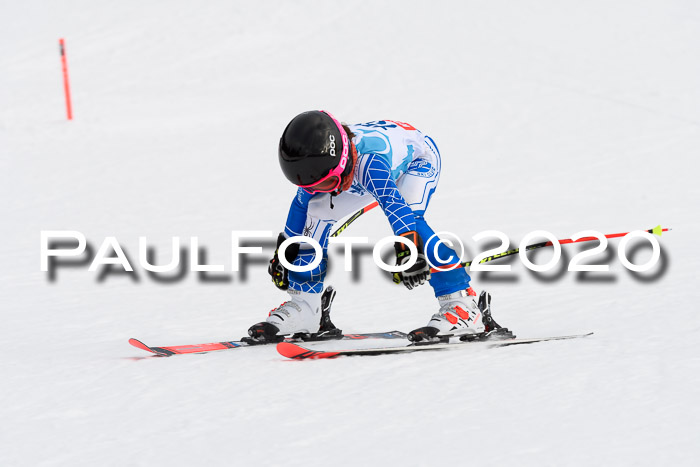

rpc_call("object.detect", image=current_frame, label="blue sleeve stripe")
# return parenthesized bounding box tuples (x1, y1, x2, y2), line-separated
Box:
(284, 188, 312, 238)
(359, 154, 416, 235)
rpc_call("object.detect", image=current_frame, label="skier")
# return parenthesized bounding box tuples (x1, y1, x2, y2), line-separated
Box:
(248, 110, 492, 343)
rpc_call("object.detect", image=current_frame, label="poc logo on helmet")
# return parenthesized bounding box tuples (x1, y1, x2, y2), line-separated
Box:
(328, 134, 336, 157)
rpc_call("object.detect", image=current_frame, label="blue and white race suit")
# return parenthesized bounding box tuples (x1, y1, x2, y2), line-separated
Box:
(282, 120, 470, 296)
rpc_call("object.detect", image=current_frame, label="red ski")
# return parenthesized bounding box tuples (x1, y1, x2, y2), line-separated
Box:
(277, 333, 594, 360)
(129, 331, 407, 357)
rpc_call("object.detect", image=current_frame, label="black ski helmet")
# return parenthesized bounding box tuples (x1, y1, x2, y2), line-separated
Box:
(278, 110, 351, 188)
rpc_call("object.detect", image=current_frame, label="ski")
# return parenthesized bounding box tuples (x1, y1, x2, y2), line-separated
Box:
(276, 332, 594, 360)
(129, 331, 408, 357)
(130, 286, 409, 357)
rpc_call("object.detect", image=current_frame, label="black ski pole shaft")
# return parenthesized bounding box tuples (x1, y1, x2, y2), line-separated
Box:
(330, 201, 379, 238)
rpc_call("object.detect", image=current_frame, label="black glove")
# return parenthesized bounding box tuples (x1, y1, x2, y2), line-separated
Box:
(392, 230, 430, 290)
(268, 233, 300, 290)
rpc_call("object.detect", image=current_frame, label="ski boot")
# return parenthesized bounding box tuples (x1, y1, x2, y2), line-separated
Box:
(460, 291, 515, 342)
(408, 287, 485, 343)
(243, 286, 342, 344)
(314, 286, 343, 339)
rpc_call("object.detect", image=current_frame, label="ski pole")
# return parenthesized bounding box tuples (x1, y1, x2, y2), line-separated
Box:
(326, 202, 670, 275)
(330, 201, 379, 237)
(429, 225, 670, 273)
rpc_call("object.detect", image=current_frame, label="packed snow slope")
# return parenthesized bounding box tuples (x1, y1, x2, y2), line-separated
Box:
(2, 1, 699, 465)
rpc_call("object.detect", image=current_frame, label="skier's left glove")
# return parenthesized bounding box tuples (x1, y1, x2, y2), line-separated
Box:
(268, 232, 300, 290)
(393, 230, 430, 290)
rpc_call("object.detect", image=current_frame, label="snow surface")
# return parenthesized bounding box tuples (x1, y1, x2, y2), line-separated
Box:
(2, 1, 700, 465)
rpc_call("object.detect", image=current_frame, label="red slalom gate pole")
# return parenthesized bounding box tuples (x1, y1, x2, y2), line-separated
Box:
(59, 38, 73, 120)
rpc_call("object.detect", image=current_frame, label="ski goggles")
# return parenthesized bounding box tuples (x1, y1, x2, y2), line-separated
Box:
(299, 111, 349, 194)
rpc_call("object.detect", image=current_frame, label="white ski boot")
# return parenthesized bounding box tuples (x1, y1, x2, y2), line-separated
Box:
(246, 288, 335, 343)
(408, 288, 485, 342)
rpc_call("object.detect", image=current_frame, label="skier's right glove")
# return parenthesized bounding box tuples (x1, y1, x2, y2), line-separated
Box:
(393, 230, 430, 290)
(268, 232, 300, 290)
